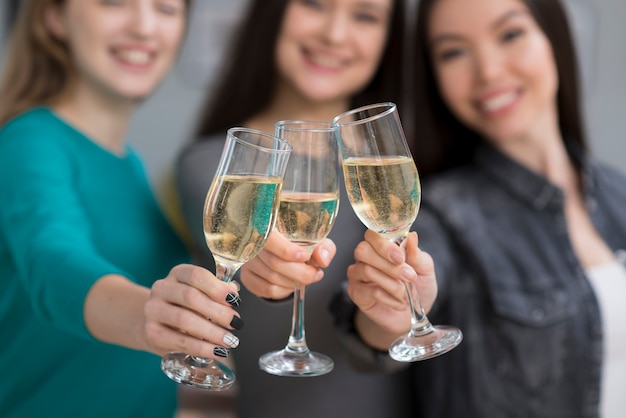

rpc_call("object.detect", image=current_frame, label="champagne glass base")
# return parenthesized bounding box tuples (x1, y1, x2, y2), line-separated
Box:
(161, 352, 236, 391)
(259, 349, 334, 377)
(389, 326, 463, 362)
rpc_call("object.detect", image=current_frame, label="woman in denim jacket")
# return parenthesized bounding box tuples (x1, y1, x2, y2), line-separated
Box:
(242, 0, 626, 416)
(328, 0, 626, 417)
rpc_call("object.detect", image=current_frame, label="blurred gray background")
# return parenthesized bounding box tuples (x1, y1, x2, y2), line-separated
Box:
(1, 0, 624, 208)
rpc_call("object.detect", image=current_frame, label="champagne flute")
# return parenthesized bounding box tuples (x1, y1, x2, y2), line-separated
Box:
(333, 103, 462, 362)
(258, 120, 339, 376)
(161, 127, 292, 390)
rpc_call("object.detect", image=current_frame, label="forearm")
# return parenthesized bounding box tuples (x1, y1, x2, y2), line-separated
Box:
(83, 274, 151, 353)
(354, 309, 403, 351)
(329, 286, 408, 373)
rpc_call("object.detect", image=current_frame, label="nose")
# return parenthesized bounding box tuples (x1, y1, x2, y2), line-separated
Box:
(473, 46, 505, 83)
(323, 12, 350, 45)
(129, 2, 158, 38)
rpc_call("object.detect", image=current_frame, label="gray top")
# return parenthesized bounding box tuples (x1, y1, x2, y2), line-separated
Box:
(175, 135, 413, 418)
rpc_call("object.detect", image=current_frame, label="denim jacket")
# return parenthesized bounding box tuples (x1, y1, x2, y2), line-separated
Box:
(331, 143, 626, 418)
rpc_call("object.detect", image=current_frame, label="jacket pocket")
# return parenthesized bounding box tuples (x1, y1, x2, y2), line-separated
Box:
(484, 274, 576, 391)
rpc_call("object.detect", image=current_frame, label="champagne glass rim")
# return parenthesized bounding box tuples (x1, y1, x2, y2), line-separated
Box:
(332, 102, 397, 127)
(275, 120, 335, 133)
(227, 126, 293, 154)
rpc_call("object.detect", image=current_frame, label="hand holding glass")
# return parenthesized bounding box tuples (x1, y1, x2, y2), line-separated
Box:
(333, 103, 462, 361)
(161, 128, 291, 390)
(258, 121, 339, 376)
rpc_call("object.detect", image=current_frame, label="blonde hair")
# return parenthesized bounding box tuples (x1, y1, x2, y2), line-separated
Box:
(0, 0, 76, 126)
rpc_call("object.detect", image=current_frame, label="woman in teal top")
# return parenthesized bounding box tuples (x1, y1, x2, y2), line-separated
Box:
(0, 1, 243, 417)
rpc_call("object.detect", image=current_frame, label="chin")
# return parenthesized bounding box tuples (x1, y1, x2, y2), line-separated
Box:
(300, 89, 347, 104)
(473, 120, 527, 144)
(114, 80, 161, 99)
(115, 89, 154, 104)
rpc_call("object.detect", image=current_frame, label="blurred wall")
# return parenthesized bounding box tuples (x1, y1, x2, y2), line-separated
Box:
(0, 0, 623, 203)
(0, 2, 6, 56)
(576, 0, 626, 170)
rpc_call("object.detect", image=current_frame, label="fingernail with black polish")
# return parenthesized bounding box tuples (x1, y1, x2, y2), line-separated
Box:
(226, 292, 241, 307)
(214, 346, 229, 358)
(230, 315, 244, 330)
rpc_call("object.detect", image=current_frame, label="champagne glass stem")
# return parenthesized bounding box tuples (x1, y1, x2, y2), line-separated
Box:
(388, 234, 462, 362)
(404, 281, 434, 336)
(259, 278, 333, 375)
(187, 261, 239, 365)
(215, 262, 239, 284)
(285, 284, 310, 354)
(393, 236, 434, 338)
(258, 267, 333, 376)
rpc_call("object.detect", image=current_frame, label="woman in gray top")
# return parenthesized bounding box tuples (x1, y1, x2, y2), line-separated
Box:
(175, 0, 415, 416)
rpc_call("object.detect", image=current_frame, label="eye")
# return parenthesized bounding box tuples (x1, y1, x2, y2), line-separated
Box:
(353, 11, 382, 24)
(436, 47, 465, 63)
(501, 28, 524, 43)
(101, 0, 124, 5)
(155, 0, 185, 15)
(299, 0, 323, 10)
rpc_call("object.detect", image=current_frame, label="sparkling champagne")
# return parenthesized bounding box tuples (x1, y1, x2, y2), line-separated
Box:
(204, 174, 283, 266)
(277, 192, 339, 252)
(342, 156, 420, 240)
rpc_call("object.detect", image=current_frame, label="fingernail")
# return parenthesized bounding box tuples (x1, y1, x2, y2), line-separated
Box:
(223, 333, 239, 348)
(214, 346, 229, 358)
(318, 248, 330, 265)
(402, 266, 417, 281)
(226, 292, 241, 307)
(230, 316, 244, 330)
(390, 250, 404, 264)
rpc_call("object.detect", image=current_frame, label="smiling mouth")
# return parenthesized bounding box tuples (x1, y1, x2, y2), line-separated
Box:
(303, 48, 345, 71)
(478, 91, 519, 114)
(114, 49, 153, 66)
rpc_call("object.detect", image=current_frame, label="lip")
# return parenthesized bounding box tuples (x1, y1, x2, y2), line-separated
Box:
(111, 45, 157, 71)
(473, 87, 522, 118)
(301, 46, 347, 74)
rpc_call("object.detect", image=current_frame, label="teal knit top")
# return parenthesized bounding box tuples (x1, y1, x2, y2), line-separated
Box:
(0, 108, 190, 417)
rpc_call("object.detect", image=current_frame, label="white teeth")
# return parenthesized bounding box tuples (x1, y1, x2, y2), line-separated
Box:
(117, 50, 151, 65)
(309, 54, 342, 69)
(481, 91, 517, 112)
